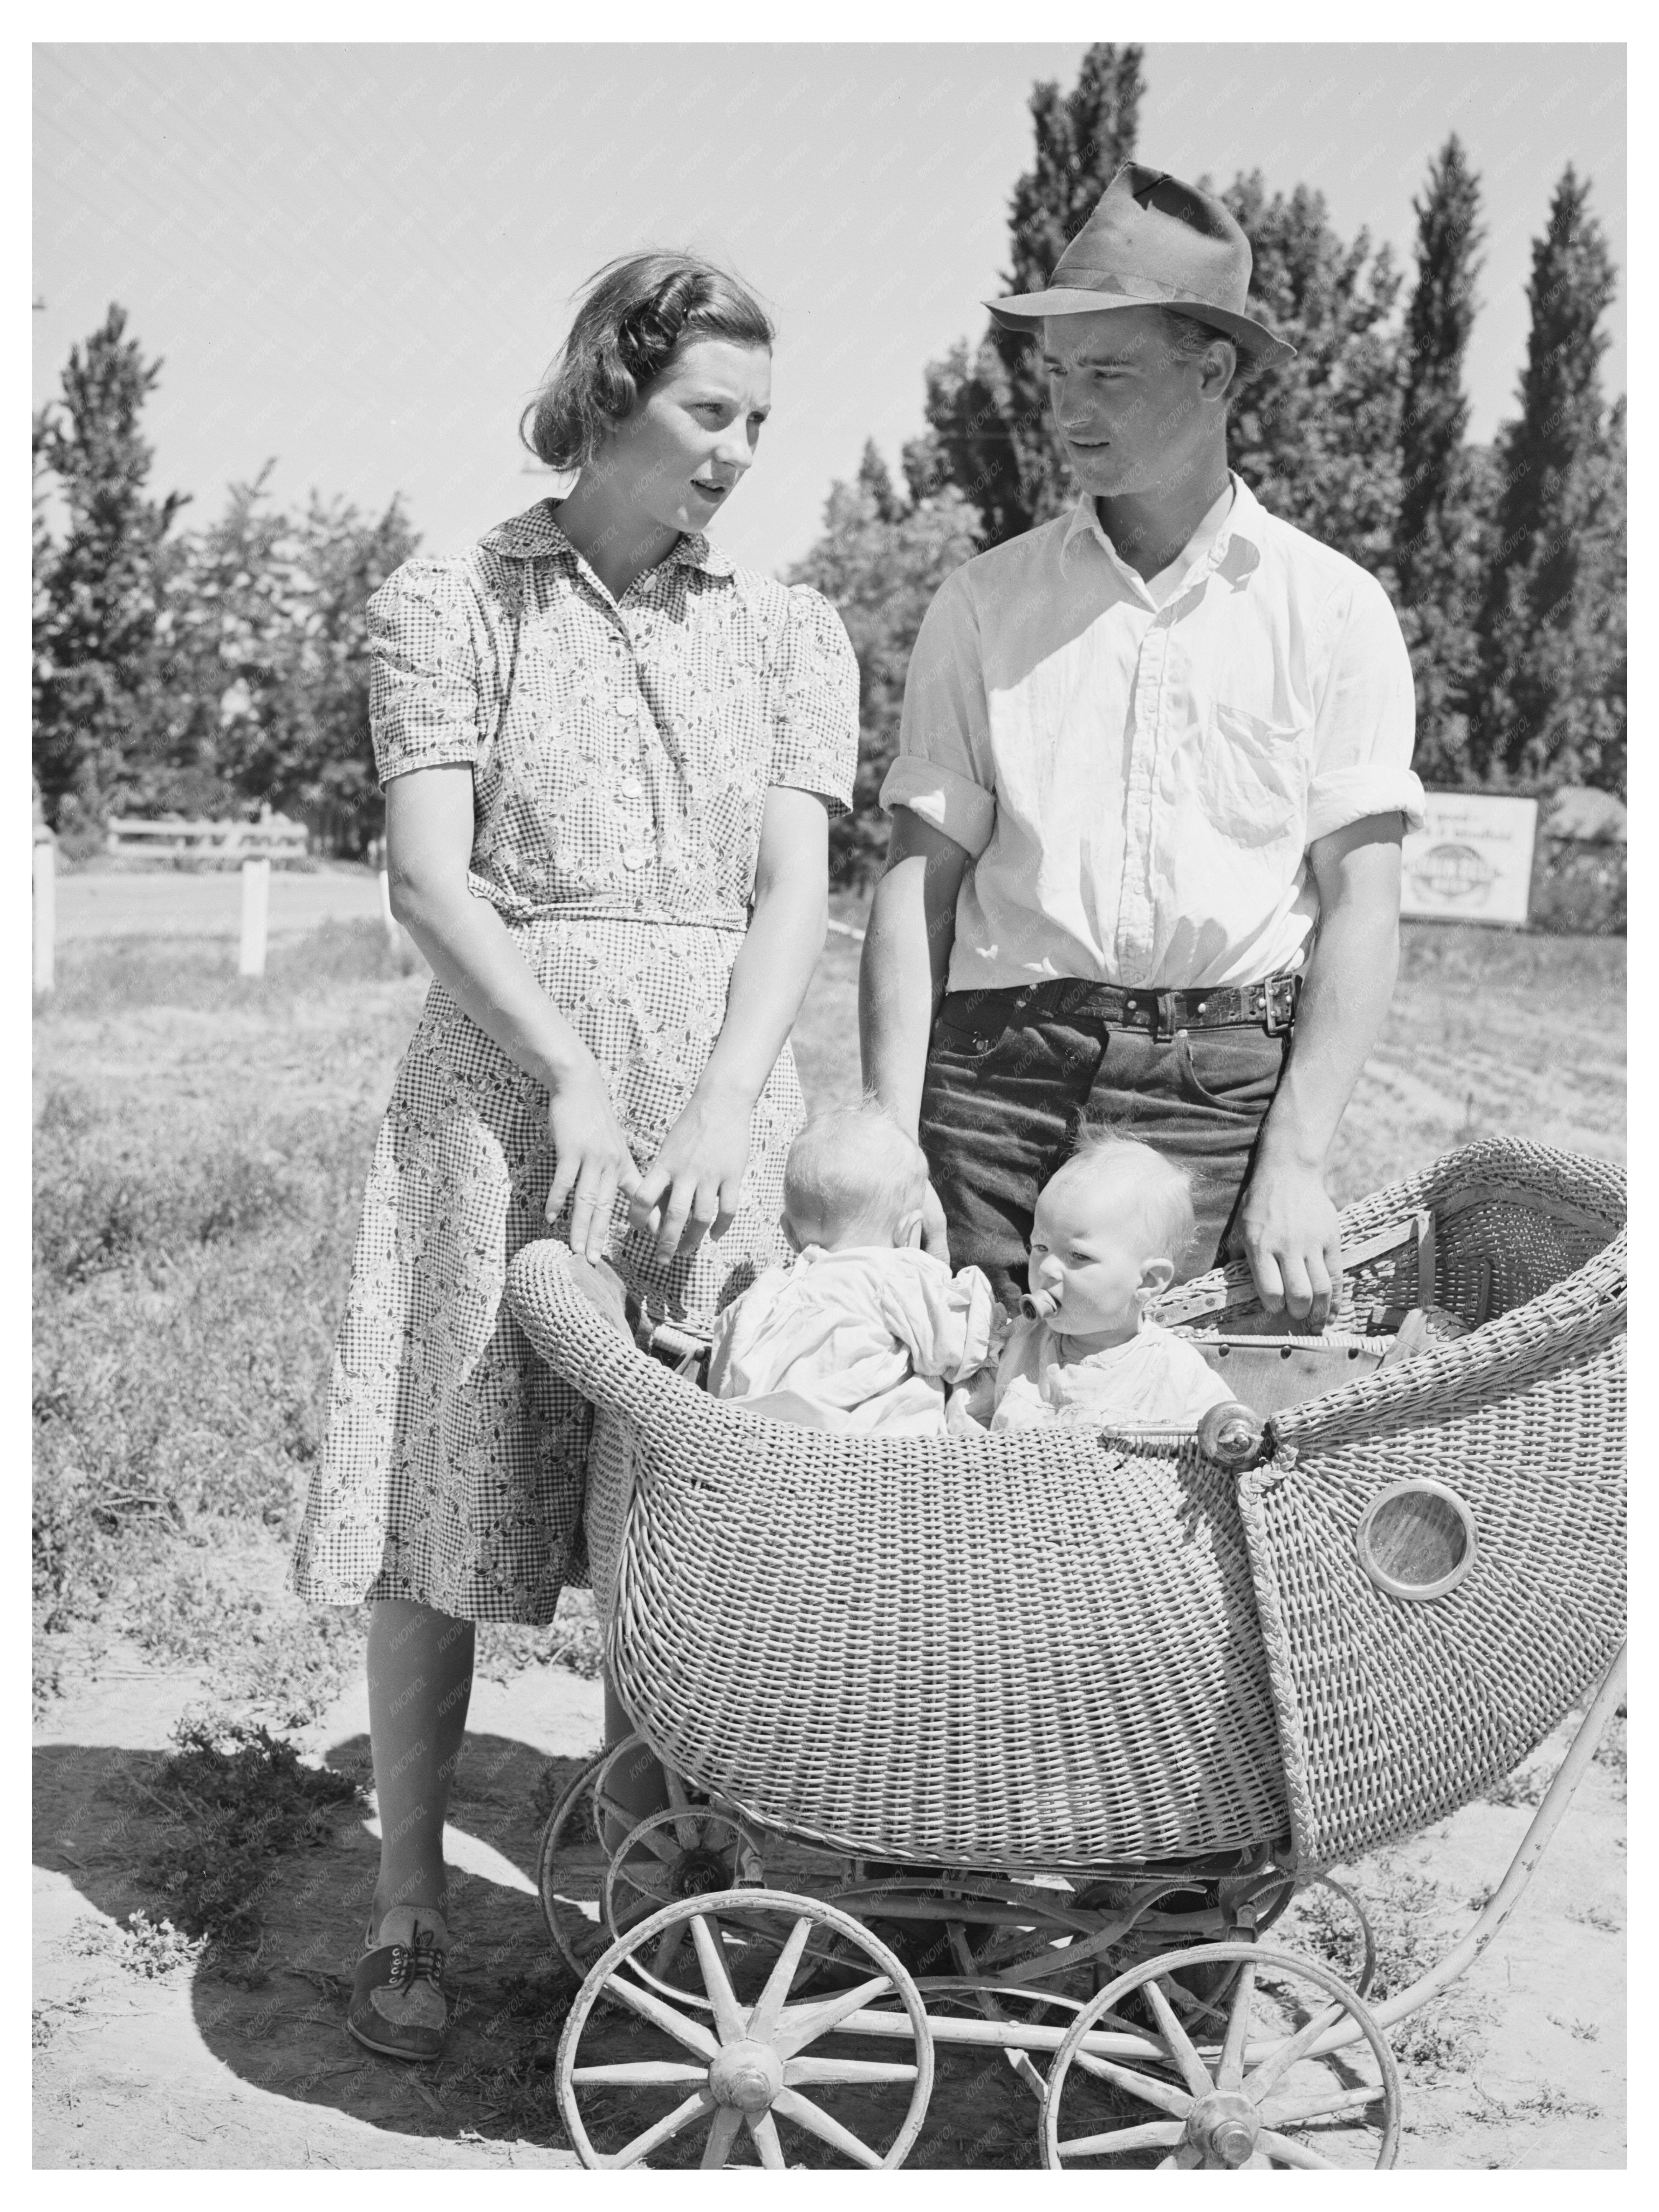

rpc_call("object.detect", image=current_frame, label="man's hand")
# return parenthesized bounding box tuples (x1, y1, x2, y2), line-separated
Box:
(1238, 813, 1404, 1333)
(1238, 1157, 1343, 1330)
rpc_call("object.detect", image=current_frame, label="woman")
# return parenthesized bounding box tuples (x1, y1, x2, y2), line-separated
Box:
(290, 251, 858, 2060)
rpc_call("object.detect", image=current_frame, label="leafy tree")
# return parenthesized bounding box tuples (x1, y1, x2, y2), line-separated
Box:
(248, 491, 421, 854)
(908, 43, 1145, 544)
(161, 475, 420, 853)
(1220, 177, 1404, 577)
(788, 444, 979, 883)
(1391, 138, 1486, 782)
(32, 305, 188, 839)
(1472, 166, 1625, 792)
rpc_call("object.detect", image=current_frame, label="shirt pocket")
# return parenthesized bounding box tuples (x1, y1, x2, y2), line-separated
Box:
(1197, 703, 1310, 851)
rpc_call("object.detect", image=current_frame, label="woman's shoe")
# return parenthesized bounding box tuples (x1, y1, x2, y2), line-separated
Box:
(347, 1904, 450, 2061)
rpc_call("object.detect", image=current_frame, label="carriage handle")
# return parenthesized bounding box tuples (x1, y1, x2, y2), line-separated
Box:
(506, 1239, 698, 1423)
(1298, 1638, 1627, 2057)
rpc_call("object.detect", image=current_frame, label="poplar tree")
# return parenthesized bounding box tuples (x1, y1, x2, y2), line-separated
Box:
(1392, 138, 1485, 782)
(1220, 176, 1403, 578)
(1472, 167, 1624, 791)
(907, 43, 1144, 544)
(32, 305, 188, 836)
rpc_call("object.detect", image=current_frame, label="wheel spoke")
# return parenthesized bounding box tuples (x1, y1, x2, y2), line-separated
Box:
(746, 1916, 816, 2043)
(1155, 2143, 1201, 2168)
(1143, 1974, 1217, 2100)
(1258, 2127, 1341, 2170)
(571, 2060, 708, 2086)
(598, 1966, 719, 2059)
(600, 1794, 679, 1863)
(784, 2058, 918, 2087)
(653, 1919, 689, 1986)
(700, 2106, 743, 2169)
(1261, 2082, 1384, 2127)
(1058, 2054, 1193, 2120)
(747, 2110, 788, 2169)
(688, 1912, 748, 2045)
(1056, 2118, 1186, 2160)
(772, 1975, 896, 2059)
(772, 2086, 883, 2169)
(603, 2088, 714, 2169)
(1216, 1960, 1256, 2090)
(1242, 1999, 1346, 2104)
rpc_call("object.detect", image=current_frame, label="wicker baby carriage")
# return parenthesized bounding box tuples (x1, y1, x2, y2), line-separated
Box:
(505, 1136, 1625, 2171)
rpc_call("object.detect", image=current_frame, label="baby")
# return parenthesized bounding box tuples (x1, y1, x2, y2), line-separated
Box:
(708, 1105, 998, 1434)
(985, 1130, 1234, 1434)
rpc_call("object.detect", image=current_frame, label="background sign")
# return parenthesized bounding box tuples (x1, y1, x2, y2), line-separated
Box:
(1400, 792, 1540, 926)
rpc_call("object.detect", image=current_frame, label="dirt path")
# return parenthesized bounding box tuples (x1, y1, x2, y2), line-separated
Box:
(54, 866, 388, 941)
(33, 1648, 1624, 2169)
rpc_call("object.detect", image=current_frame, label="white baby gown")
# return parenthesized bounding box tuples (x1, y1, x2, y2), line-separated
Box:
(708, 1245, 998, 1435)
(990, 1316, 1234, 1433)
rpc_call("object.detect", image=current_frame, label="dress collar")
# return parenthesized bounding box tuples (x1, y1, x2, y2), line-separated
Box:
(478, 499, 736, 578)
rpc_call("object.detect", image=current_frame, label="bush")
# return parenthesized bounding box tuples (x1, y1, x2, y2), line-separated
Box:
(1528, 838, 1626, 936)
(137, 1720, 363, 1946)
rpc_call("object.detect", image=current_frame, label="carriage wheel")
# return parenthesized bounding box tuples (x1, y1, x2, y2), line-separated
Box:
(536, 1738, 715, 1984)
(535, 1751, 612, 1983)
(602, 1806, 765, 2005)
(1040, 1942, 1401, 2171)
(556, 1887, 935, 2169)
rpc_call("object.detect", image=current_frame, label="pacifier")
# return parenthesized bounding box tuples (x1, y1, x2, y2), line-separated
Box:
(1020, 1287, 1060, 1321)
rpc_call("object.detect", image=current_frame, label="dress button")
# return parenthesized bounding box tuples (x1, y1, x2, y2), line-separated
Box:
(621, 775, 644, 798)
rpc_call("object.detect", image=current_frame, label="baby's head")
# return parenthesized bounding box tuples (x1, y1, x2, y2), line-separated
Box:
(782, 1105, 929, 1253)
(1026, 1131, 1196, 1341)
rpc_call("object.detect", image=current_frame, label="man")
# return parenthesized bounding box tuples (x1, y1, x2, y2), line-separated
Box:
(860, 164, 1424, 1330)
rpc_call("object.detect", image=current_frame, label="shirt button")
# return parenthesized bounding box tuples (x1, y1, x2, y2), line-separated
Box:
(621, 775, 644, 798)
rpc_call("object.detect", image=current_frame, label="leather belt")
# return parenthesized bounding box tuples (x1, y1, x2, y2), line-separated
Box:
(940, 971, 1301, 1043)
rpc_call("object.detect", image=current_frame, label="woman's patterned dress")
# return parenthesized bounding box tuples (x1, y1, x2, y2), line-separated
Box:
(290, 502, 858, 1623)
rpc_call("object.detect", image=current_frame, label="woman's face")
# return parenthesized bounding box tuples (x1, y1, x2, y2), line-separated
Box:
(597, 337, 773, 534)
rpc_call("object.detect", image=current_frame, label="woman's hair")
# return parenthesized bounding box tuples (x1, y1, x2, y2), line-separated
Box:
(1047, 1127, 1198, 1265)
(520, 250, 775, 471)
(783, 1104, 929, 1237)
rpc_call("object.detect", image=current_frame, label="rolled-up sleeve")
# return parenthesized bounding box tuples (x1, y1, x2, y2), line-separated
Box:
(769, 585, 859, 814)
(1305, 573, 1426, 844)
(367, 562, 489, 785)
(879, 572, 998, 859)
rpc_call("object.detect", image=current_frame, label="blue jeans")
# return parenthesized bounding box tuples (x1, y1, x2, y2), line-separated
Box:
(917, 983, 1289, 1307)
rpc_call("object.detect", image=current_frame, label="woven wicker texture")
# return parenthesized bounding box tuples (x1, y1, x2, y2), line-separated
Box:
(1233, 1137, 1626, 1866)
(503, 1137, 1623, 1874)
(506, 1251, 1287, 1868)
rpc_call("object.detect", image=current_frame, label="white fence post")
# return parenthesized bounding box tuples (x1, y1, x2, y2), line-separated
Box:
(33, 833, 56, 997)
(238, 856, 271, 978)
(378, 867, 400, 954)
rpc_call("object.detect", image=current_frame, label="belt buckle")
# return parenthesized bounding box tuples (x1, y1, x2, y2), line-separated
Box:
(1263, 975, 1297, 1036)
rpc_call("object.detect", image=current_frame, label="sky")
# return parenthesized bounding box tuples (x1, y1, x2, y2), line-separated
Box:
(33, 40, 1627, 579)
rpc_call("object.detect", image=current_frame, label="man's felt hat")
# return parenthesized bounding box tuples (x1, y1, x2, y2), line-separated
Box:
(987, 162, 1295, 368)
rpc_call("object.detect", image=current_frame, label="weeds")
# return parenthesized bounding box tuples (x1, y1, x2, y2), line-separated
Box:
(1280, 1861, 1479, 2079)
(69, 1908, 210, 1979)
(134, 1719, 363, 1949)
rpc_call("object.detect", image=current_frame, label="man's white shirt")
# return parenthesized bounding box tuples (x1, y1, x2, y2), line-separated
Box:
(880, 473, 1425, 992)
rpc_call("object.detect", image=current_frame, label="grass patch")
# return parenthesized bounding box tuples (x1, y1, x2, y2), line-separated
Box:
(133, 1719, 364, 1953)
(1278, 1861, 1480, 2079)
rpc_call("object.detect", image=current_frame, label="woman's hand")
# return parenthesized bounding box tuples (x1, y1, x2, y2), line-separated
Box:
(629, 1080, 753, 1265)
(546, 1057, 644, 1263)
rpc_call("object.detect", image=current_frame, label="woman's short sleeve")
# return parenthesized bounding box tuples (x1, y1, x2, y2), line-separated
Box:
(367, 561, 491, 785)
(769, 584, 859, 815)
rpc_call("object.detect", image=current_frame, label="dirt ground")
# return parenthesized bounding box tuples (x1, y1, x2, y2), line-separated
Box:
(33, 908, 1625, 2169)
(52, 862, 389, 941)
(32, 1639, 1625, 2170)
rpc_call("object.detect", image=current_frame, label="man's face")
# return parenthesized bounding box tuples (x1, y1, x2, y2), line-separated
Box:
(1040, 306, 1223, 500)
